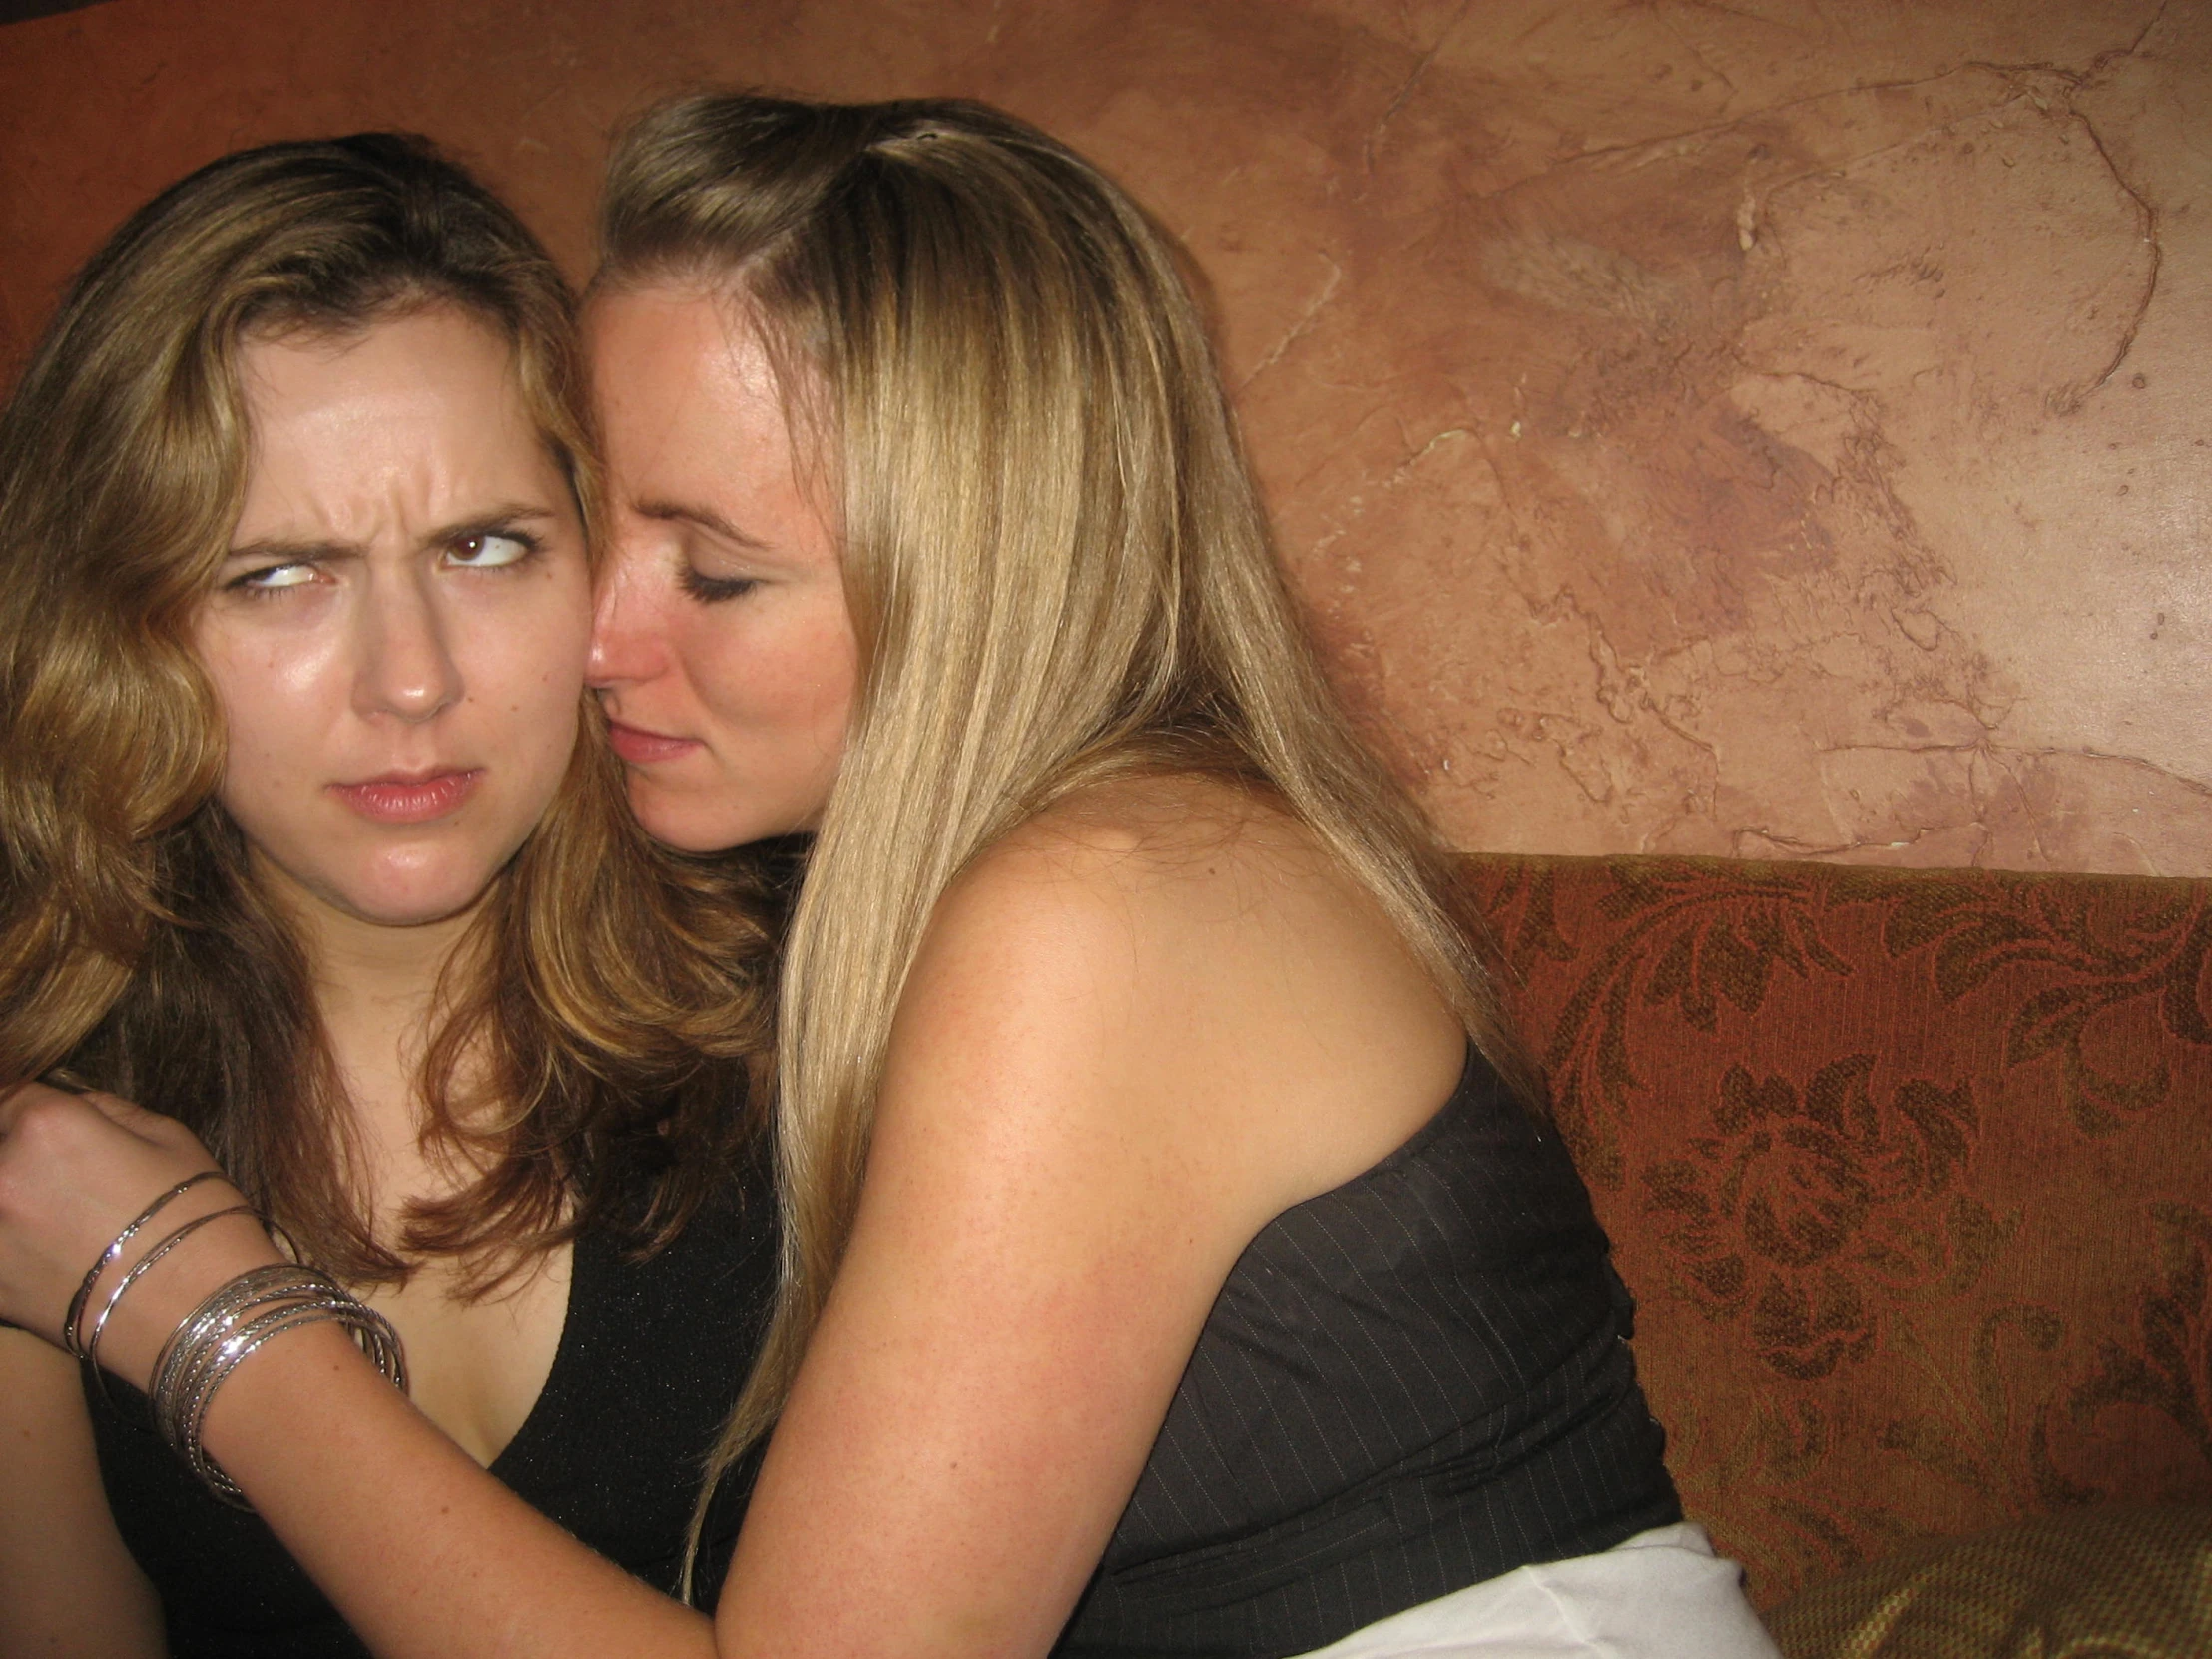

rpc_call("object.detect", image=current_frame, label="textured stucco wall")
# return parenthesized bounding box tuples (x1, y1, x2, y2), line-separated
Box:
(3, 0, 2204, 872)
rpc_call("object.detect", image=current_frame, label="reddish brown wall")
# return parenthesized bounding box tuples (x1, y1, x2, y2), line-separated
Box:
(4, 0, 2204, 872)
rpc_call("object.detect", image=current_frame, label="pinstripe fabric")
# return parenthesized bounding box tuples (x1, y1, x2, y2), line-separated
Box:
(1055, 1049, 1682, 1659)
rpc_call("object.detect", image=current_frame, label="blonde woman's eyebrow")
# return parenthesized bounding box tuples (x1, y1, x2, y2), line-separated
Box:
(633, 497, 770, 550)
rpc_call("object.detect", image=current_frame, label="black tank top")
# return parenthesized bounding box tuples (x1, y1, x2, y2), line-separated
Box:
(84, 1150, 778, 1659)
(1054, 1047, 1682, 1658)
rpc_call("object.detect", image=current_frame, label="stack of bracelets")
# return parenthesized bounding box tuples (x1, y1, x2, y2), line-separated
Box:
(61, 1169, 408, 1508)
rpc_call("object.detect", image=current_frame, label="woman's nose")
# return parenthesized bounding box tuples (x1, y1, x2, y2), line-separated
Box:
(587, 539, 669, 688)
(352, 568, 462, 722)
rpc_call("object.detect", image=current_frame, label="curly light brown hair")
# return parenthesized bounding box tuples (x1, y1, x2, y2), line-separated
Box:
(0, 133, 774, 1286)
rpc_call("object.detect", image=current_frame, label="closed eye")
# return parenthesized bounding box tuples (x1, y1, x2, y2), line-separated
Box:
(680, 566, 758, 604)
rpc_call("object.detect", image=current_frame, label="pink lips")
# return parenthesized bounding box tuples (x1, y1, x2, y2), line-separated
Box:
(328, 769, 483, 824)
(606, 721, 703, 765)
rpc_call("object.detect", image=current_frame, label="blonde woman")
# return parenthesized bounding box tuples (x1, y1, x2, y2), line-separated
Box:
(0, 99, 1781, 1658)
(0, 135, 776, 1657)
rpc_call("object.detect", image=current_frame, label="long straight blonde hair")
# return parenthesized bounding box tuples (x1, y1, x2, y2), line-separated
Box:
(597, 93, 1532, 1575)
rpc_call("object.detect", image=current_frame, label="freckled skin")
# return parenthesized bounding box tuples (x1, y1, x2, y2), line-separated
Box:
(201, 309, 592, 927)
(584, 287, 858, 851)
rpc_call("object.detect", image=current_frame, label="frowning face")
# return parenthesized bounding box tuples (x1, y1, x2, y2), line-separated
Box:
(196, 305, 591, 929)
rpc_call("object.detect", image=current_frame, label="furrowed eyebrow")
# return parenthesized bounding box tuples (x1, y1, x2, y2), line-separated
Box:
(634, 498, 770, 550)
(222, 505, 559, 564)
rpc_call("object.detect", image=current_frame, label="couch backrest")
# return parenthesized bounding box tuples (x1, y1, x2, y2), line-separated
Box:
(1465, 855, 2212, 1607)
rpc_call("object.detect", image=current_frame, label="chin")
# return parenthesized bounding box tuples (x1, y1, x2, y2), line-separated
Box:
(340, 884, 498, 928)
(627, 782, 774, 855)
(321, 851, 514, 928)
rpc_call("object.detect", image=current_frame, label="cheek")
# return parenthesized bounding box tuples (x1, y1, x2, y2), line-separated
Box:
(788, 612, 860, 736)
(213, 710, 291, 821)
(194, 629, 330, 810)
(687, 606, 858, 737)
(208, 701, 333, 867)
(478, 601, 591, 783)
(198, 616, 346, 709)
(511, 610, 592, 708)
(663, 607, 760, 725)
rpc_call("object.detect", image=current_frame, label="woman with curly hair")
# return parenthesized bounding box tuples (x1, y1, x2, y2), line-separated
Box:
(0, 132, 776, 1658)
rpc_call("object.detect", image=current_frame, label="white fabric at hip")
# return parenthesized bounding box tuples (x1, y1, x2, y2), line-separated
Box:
(1286, 1522, 1783, 1659)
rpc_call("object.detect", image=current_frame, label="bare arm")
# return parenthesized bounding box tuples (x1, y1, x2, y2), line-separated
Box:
(0, 808, 1461, 1659)
(720, 811, 1461, 1656)
(0, 1329, 166, 1659)
(0, 1088, 715, 1659)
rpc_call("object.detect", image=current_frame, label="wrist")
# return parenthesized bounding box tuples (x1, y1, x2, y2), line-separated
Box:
(90, 1210, 287, 1390)
(151, 1262, 405, 1505)
(196, 1312, 375, 1464)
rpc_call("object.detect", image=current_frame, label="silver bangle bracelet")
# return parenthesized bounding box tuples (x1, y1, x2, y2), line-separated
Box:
(146, 1264, 407, 1509)
(170, 1297, 401, 1505)
(145, 1262, 339, 1418)
(62, 1171, 226, 1358)
(82, 1205, 259, 1406)
(152, 1267, 348, 1430)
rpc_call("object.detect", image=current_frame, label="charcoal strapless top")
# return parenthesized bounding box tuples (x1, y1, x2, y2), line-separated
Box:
(1053, 1046, 1681, 1658)
(85, 1151, 778, 1659)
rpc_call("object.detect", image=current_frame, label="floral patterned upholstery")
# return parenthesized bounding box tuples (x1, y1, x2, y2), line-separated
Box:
(1463, 855, 2212, 1609)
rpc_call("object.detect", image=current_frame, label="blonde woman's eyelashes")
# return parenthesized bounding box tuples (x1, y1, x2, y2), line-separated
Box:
(680, 565, 759, 603)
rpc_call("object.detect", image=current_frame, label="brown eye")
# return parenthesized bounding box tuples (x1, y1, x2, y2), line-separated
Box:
(450, 531, 535, 569)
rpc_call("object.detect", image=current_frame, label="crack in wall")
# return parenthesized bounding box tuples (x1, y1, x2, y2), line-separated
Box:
(1363, 0, 1472, 175)
(2118, 0, 2173, 66)
(1547, 68, 2001, 175)
(2055, 102, 2162, 410)
(1729, 739, 2210, 868)
(1300, 417, 1479, 569)
(1730, 822, 1989, 860)
(1383, 424, 1471, 487)
(1239, 254, 1343, 391)
(1510, 14, 2162, 194)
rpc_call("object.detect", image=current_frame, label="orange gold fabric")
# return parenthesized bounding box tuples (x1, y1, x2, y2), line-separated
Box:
(1466, 856, 2212, 1608)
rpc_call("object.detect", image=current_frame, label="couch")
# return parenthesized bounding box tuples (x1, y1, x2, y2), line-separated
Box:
(1462, 855, 2212, 1641)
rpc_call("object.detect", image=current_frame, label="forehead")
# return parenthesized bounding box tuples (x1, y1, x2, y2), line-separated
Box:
(238, 305, 523, 430)
(233, 307, 561, 526)
(586, 286, 805, 468)
(586, 283, 780, 400)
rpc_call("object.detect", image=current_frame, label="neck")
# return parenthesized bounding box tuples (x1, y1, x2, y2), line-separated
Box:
(251, 853, 487, 1107)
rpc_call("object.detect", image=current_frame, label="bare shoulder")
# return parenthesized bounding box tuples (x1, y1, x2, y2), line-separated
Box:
(0, 1330, 167, 1656)
(750, 784, 1460, 1653)
(0, 1324, 91, 1437)
(942, 774, 1368, 943)
(898, 774, 1467, 1209)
